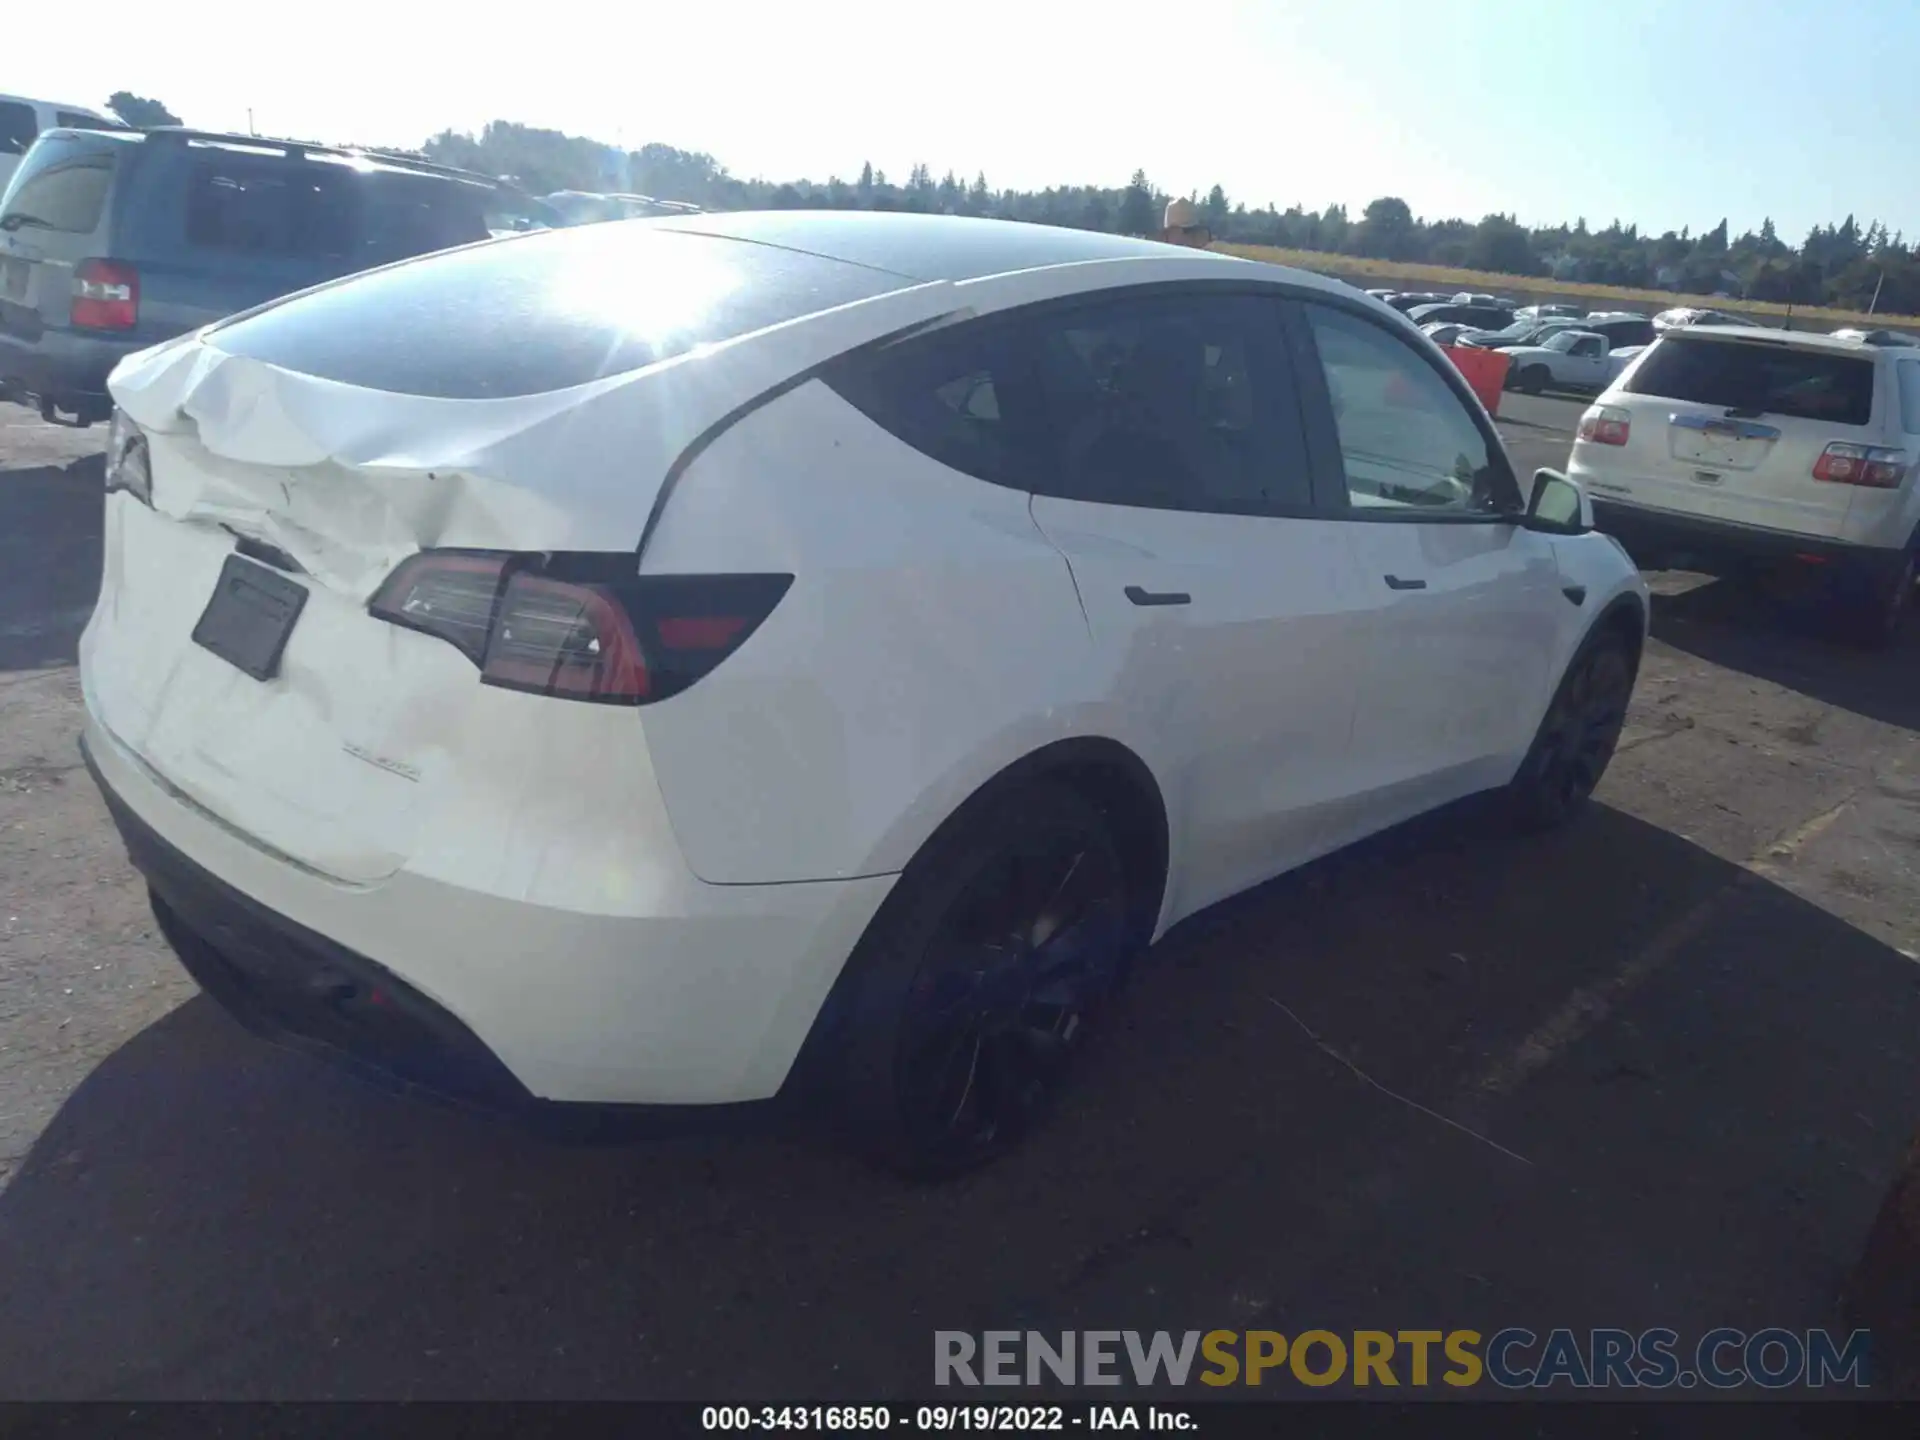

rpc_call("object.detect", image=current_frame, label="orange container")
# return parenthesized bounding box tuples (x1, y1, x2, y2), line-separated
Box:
(1440, 345, 1510, 417)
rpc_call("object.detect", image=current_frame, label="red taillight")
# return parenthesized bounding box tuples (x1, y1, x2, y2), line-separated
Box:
(1812, 442, 1908, 489)
(484, 571, 651, 701)
(71, 259, 138, 331)
(367, 552, 791, 706)
(1577, 405, 1631, 446)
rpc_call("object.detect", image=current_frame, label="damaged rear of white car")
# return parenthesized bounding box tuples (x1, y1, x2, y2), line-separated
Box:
(80, 222, 979, 1118)
(81, 213, 1645, 1177)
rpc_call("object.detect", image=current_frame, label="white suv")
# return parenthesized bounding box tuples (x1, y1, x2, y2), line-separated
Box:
(0, 93, 119, 190)
(1571, 326, 1920, 640)
(82, 213, 1646, 1174)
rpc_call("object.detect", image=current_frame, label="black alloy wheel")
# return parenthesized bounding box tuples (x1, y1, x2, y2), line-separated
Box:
(837, 784, 1133, 1177)
(1511, 636, 1634, 830)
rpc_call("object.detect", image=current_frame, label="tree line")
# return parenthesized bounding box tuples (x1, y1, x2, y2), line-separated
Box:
(423, 121, 1920, 314)
(101, 101, 1920, 316)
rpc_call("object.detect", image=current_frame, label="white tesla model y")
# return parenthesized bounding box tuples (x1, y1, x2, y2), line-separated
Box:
(81, 213, 1647, 1174)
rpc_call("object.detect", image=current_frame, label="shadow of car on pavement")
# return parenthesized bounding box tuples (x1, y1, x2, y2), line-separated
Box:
(1650, 572, 1920, 734)
(2, 800, 1915, 1401)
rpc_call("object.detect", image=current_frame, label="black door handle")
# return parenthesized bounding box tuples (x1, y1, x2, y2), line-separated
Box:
(1383, 574, 1428, 591)
(1125, 585, 1191, 607)
(1562, 584, 1588, 606)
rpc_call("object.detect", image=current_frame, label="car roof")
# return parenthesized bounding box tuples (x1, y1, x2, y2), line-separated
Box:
(89, 128, 508, 187)
(1678, 324, 1911, 353)
(0, 93, 110, 115)
(646, 210, 1264, 285)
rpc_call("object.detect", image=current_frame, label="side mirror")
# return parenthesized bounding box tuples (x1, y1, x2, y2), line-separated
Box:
(1525, 468, 1592, 534)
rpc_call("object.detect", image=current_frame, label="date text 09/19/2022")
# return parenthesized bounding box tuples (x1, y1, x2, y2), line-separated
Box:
(702, 1405, 1193, 1431)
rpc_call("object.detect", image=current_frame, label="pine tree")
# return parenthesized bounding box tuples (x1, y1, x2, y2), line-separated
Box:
(1117, 170, 1156, 236)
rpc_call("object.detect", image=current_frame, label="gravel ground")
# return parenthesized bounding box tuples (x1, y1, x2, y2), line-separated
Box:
(1, 395, 1918, 1400)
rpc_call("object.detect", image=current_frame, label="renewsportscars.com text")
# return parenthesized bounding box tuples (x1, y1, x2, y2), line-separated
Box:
(934, 1328, 1871, 1390)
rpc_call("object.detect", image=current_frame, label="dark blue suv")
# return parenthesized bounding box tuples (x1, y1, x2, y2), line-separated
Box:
(0, 127, 552, 424)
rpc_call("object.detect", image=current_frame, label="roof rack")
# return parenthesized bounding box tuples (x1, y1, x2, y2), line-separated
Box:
(140, 128, 505, 187)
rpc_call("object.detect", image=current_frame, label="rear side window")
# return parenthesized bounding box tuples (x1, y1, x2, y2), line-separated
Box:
(184, 156, 359, 259)
(832, 320, 1036, 490)
(354, 170, 491, 264)
(0, 140, 113, 234)
(1625, 337, 1875, 425)
(1898, 360, 1920, 435)
(0, 102, 35, 158)
(209, 223, 909, 398)
(830, 291, 1316, 516)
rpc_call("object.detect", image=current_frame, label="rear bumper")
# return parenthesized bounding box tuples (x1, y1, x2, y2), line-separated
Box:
(94, 740, 533, 1111)
(0, 323, 134, 417)
(80, 715, 896, 1108)
(1588, 497, 1910, 582)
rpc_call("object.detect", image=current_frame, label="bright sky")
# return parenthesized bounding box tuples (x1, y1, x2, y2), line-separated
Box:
(13, 0, 1916, 243)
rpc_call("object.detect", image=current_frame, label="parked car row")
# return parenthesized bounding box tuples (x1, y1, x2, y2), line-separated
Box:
(1377, 288, 1919, 647)
(1384, 294, 1663, 397)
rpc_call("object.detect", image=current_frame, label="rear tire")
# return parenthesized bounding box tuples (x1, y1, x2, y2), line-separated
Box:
(1846, 549, 1916, 649)
(831, 783, 1134, 1178)
(1518, 366, 1548, 395)
(1508, 632, 1635, 831)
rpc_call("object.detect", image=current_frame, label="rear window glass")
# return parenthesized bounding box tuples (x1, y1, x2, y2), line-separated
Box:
(55, 111, 119, 130)
(1625, 337, 1875, 425)
(209, 223, 909, 398)
(0, 139, 114, 234)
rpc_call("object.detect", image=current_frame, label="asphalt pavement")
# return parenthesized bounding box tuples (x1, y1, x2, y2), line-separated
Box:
(2, 397, 1919, 1401)
(1489, 390, 1584, 484)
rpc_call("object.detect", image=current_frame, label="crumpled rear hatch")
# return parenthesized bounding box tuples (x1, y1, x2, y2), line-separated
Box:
(83, 225, 950, 882)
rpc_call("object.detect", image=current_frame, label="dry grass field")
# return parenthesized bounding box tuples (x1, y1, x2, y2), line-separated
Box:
(1217, 243, 1920, 330)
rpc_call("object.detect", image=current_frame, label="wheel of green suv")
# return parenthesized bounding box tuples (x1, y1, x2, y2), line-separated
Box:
(834, 783, 1133, 1178)
(1509, 632, 1635, 831)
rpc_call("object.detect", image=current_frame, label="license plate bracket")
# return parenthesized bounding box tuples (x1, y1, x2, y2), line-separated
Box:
(191, 555, 309, 681)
